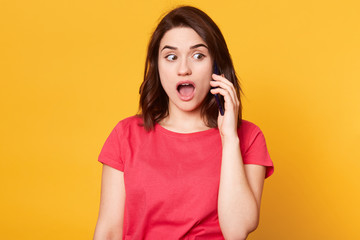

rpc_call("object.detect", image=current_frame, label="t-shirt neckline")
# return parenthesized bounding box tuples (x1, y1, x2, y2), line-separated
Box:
(155, 122, 218, 138)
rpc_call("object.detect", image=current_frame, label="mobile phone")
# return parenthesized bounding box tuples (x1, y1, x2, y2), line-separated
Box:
(212, 62, 225, 115)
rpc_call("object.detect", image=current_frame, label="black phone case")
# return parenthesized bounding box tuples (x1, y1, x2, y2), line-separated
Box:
(212, 62, 225, 115)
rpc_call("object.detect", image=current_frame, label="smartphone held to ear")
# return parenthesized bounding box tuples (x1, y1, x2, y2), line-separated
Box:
(212, 62, 225, 116)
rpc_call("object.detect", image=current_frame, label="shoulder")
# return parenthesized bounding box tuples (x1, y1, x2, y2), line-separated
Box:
(111, 115, 147, 140)
(113, 115, 143, 131)
(238, 119, 274, 178)
(238, 119, 263, 138)
(237, 119, 267, 151)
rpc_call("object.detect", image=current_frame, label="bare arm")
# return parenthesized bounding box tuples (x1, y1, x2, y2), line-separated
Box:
(94, 164, 125, 240)
(218, 137, 266, 240)
(210, 74, 266, 240)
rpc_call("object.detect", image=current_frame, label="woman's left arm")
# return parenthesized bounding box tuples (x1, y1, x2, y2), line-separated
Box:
(210, 74, 266, 240)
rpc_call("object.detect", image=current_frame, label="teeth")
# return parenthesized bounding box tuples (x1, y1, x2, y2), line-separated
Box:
(181, 83, 190, 86)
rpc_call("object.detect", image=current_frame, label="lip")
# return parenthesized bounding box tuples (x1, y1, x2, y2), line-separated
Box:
(176, 80, 196, 101)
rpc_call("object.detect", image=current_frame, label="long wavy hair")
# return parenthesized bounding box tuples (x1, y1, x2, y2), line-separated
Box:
(138, 6, 242, 131)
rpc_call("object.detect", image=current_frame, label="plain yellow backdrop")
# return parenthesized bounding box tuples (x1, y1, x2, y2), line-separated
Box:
(1, 0, 359, 239)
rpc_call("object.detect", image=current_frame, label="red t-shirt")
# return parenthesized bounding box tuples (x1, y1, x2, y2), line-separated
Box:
(98, 116, 274, 239)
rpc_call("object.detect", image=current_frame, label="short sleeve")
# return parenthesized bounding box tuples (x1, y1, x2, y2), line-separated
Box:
(98, 123, 124, 172)
(241, 124, 274, 178)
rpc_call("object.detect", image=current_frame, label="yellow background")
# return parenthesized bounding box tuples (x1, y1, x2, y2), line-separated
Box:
(1, 0, 359, 239)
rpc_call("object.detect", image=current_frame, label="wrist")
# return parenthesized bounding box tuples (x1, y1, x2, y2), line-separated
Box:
(221, 134, 239, 145)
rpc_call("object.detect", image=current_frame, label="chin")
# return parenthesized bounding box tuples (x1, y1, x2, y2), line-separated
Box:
(178, 102, 203, 113)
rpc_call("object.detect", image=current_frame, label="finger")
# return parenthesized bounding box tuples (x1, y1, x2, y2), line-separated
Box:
(210, 80, 238, 107)
(212, 74, 234, 89)
(211, 74, 239, 104)
(210, 88, 236, 112)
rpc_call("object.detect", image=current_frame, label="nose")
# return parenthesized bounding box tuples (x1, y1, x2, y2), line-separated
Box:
(177, 58, 192, 76)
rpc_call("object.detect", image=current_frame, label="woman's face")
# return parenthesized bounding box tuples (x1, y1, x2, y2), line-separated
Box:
(158, 27, 213, 115)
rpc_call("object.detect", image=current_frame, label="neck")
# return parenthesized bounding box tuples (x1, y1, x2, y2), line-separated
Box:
(159, 105, 210, 133)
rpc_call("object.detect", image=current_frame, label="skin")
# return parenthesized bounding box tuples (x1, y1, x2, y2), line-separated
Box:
(157, 27, 213, 132)
(94, 27, 266, 240)
(210, 75, 266, 239)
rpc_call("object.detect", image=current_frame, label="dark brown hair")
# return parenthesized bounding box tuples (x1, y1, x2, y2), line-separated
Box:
(138, 6, 242, 130)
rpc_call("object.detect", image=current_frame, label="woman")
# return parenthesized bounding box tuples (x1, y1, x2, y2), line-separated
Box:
(94, 6, 274, 240)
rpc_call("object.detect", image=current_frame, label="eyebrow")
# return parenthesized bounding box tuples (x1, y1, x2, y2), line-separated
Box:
(190, 43, 208, 49)
(161, 43, 208, 52)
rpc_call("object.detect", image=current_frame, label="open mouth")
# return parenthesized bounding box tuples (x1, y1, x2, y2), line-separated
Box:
(176, 81, 195, 101)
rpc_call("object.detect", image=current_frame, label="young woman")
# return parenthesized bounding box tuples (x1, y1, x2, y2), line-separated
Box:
(94, 6, 274, 240)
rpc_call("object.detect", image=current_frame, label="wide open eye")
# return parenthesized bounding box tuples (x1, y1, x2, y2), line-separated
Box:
(193, 53, 205, 60)
(166, 54, 177, 61)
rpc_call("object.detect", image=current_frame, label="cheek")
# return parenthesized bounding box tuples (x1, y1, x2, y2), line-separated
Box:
(196, 59, 213, 76)
(158, 60, 172, 78)
(158, 63, 174, 92)
(197, 65, 213, 88)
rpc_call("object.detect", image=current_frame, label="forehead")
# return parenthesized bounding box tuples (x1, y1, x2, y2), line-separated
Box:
(159, 27, 206, 49)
